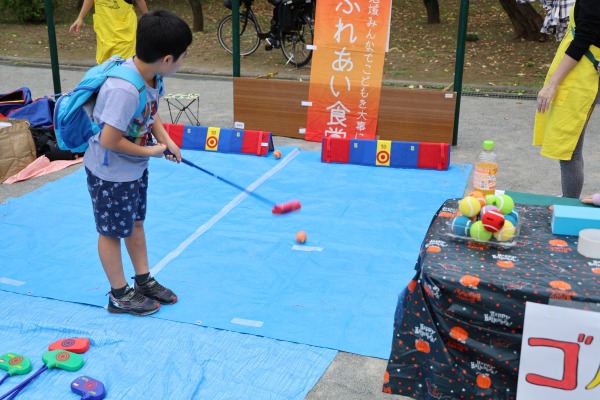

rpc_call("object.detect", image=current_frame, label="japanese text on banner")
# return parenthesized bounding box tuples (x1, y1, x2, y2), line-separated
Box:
(305, 0, 392, 142)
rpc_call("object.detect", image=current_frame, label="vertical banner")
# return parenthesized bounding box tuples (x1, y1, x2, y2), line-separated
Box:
(517, 302, 600, 400)
(305, 0, 392, 142)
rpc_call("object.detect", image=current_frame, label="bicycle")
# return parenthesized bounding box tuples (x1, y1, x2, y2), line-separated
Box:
(217, 0, 314, 68)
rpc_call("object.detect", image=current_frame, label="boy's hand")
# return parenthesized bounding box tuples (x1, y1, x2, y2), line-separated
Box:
(164, 145, 181, 163)
(146, 142, 167, 158)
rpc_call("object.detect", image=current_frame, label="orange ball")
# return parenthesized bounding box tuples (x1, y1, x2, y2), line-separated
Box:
(274, 150, 282, 159)
(296, 231, 307, 244)
(468, 190, 487, 208)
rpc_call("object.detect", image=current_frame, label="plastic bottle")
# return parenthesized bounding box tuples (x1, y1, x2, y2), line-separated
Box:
(472, 140, 497, 196)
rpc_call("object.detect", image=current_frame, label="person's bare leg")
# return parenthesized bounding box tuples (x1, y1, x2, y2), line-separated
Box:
(124, 220, 149, 276)
(98, 234, 127, 289)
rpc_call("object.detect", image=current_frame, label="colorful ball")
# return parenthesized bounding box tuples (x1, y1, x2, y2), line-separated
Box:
(467, 190, 487, 208)
(296, 231, 307, 244)
(273, 149, 282, 159)
(481, 209, 505, 232)
(458, 196, 481, 218)
(480, 205, 499, 218)
(495, 194, 515, 214)
(485, 194, 500, 208)
(493, 220, 516, 242)
(505, 209, 519, 226)
(470, 221, 493, 241)
(451, 216, 473, 237)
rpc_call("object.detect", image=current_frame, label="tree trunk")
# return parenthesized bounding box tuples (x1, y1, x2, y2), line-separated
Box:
(423, 0, 440, 24)
(188, 0, 204, 32)
(498, 0, 547, 41)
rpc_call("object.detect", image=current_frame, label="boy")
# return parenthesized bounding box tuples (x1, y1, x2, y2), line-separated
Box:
(84, 10, 193, 316)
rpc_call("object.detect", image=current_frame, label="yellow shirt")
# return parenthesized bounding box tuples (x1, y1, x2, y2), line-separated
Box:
(93, 0, 138, 64)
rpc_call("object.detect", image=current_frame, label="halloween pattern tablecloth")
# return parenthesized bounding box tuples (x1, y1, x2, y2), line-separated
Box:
(383, 199, 600, 399)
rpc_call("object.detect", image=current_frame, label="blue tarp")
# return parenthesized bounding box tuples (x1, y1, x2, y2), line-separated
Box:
(0, 290, 336, 399)
(0, 147, 470, 358)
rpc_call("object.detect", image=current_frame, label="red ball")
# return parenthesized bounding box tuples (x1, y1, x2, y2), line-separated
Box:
(481, 209, 505, 232)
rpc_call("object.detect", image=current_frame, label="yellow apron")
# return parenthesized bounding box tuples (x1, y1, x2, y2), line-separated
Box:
(533, 8, 600, 160)
(93, 0, 138, 64)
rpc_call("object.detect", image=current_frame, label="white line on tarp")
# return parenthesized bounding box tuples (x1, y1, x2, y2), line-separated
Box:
(150, 148, 301, 276)
(291, 245, 323, 252)
(230, 317, 264, 328)
(0, 277, 25, 286)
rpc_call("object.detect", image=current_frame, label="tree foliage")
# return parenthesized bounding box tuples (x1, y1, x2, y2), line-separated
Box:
(0, 0, 61, 23)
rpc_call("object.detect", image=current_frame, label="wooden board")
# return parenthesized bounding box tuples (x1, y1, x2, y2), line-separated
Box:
(233, 77, 456, 143)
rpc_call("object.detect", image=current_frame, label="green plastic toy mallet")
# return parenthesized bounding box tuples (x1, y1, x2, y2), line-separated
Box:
(0, 353, 32, 386)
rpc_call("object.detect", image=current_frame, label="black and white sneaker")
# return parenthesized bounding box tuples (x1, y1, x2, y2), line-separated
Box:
(134, 277, 178, 305)
(107, 286, 160, 316)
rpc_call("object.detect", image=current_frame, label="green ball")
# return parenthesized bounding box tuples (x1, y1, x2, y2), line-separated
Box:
(469, 220, 493, 242)
(497, 194, 515, 215)
(485, 194, 500, 207)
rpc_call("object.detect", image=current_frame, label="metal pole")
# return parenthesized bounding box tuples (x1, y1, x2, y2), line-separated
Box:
(232, 0, 241, 77)
(44, 0, 62, 95)
(452, 0, 469, 146)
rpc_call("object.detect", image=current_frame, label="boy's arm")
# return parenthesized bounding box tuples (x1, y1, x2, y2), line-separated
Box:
(151, 114, 182, 163)
(100, 123, 166, 158)
(134, 0, 149, 14)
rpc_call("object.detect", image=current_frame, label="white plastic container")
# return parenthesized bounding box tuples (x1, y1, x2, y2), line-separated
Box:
(578, 229, 600, 259)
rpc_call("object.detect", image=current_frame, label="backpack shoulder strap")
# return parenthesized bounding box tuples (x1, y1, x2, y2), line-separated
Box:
(156, 75, 164, 97)
(105, 66, 148, 117)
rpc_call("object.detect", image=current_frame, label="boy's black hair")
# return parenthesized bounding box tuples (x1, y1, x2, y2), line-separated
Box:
(136, 10, 193, 63)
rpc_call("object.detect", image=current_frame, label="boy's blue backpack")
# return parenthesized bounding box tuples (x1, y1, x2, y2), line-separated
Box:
(54, 56, 147, 153)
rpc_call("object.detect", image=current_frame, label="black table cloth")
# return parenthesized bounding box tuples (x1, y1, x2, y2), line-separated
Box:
(383, 199, 600, 400)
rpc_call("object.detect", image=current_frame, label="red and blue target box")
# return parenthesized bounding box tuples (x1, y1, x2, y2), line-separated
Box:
(321, 137, 450, 170)
(164, 123, 273, 156)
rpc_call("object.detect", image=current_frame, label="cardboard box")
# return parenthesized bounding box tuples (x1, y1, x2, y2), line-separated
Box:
(551, 204, 600, 236)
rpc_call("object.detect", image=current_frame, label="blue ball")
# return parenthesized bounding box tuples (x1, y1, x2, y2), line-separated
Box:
(451, 216, 473, 237)
(505, 209, 519, 226)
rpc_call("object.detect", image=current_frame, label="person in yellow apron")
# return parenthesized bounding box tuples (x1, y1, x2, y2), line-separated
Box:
(534, 0, 600, 204)
(70, 0, 149, 65)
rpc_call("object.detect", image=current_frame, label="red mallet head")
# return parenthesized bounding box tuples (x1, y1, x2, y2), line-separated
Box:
(48, 338, 90, 354)
(481, 209, 505, 232)
(272, 200, 301, 215)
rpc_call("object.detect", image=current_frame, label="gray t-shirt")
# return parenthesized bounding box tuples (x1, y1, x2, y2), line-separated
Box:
(83, 58, 162, 182)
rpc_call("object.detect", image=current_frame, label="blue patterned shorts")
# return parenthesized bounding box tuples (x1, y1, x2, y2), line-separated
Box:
(86, 168, 148, 238)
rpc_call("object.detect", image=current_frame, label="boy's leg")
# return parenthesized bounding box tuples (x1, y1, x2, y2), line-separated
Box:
(126, 222, 178, 304)
(98, 234, 127, 290)
(125, 221, 177, 304)
(87, 168, 159, 316)
(98, 233, 160, 316)
(124, 172, 178, 305)
(124, 220, 150, 277)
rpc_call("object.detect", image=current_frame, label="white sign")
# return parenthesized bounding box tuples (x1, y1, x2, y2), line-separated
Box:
(517, 302, 600, 399)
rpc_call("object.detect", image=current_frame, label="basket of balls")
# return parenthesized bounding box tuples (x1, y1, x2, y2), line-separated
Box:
(446, 191, 523, 248)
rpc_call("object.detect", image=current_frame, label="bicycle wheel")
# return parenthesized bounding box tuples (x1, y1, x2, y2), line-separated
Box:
(280, 14, 314, 68)
(217, 14, 261, 56)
